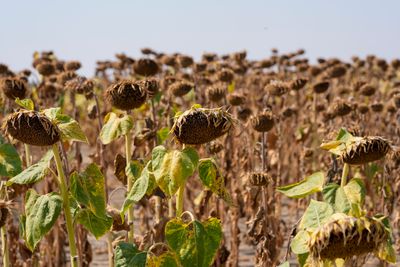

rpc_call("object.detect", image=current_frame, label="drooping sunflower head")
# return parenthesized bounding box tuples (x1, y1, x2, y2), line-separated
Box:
(1, 77, 28, 100)
(248, 172, 271, 187)
(172, 107, 234, 145)
(341, 136, 391, 165)
(250, 109, 275, 132)
(105, 80, 147, 110)
(3, 110, 60, 146)
(309, 215, 388, 261)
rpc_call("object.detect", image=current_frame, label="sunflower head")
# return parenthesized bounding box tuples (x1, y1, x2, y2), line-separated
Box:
(172, 107, 234, 145)
(106, 80, 147, 110)
(309, 215, 388, 261)
(3, 110, 60, 146)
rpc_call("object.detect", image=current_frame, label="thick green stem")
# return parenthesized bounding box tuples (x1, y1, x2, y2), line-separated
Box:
(1, 225, 9, 267)
(341, 163, 350, 187)
(52, 144, 78, 267)
(125, 131, 134, 243)
(24, 144, 31, 167)
(176, 185, 184, 217)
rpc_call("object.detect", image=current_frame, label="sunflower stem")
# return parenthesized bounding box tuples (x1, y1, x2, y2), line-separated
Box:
(52, 144, 78, 267)
(176, 185, 184, 217)
(125, 129, 134, 243)
(340, 163, 350, 187)
(24, 144, 31, 167)
(1, 225, 9, 267)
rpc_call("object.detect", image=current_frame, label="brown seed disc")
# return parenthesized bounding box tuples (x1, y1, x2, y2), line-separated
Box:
(3, 110, 60, 146)
(342, 136, 391, 165)
(217, 68, 235, 83)
(332, 100, 352, 117)
(290, 78, 308, 91)
(64, 61, 82, 71)
(207, 84, 226, 102)
(227, 93, 245, 106)
(1, 77, 27, 100)
(172, 108, 233, 145)
(360, 84, 376, 96)
(249, 172, 271, 186)
(309, 216, 387, 261)
(106, 80, 147, 110)
(138, 78, 159, 99)
(237, 107, 252, 122)
(133, 58, 159, 76)
(313, 81, 330, 94)
(251, 110, 275, 132)
(0, 207, 9, 228)
(36, 62, 55, 76)
(169, 81, 194, 97)
(265, 80, 289, 96)
(370, 102, 384, 113)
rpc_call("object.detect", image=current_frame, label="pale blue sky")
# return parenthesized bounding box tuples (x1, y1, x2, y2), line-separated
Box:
(1, 0, 399, 75)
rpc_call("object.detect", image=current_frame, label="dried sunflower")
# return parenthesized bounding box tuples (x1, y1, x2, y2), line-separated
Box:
(3, 110, 60, 146)
(172, 107, 233, 145)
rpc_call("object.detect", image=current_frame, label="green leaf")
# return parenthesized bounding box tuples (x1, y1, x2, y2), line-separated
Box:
(152, 146, 199, 196)
(277, 172, 325, 199)
(43, 107, 88, 143)
(0, 142, 22, 177)
(126, 160, 143, 186)
(76, 209, 112, 239)
(156, 127, 170, 145)
(121, 161, 155, 218)
(165, 217, 222, 267)
(7, 150, 53, 185)
(114, 242, 147, 267)
(299, 200, 334, 230)
(198, 158, 232, 205)
(323, 179, 365, 215)
(70, 163, 107, 218)
(298, 253, 309, 267)
(24, 189, 62, 251)
(291, 230, 310, 254)
(277, 262, 290, 267)
(100, 112, 133, 145)
(147, 249, 181, 267)
(15, 98, 34, 110)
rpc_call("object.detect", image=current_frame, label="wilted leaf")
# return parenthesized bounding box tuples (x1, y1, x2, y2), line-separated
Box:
(147, 249, 180, 267)
(277, 172, 324, 198)
(7, 150, 53, 185)
(320, 128, 357, 156)
(299, 200, 334, 230)
(165, 217, 222, 267)
(70, 163, 107, 218)
(15, 98, 34, 110)
(24, 189, 62, 251)
(0, 142, 22, 177)
(152, 146, 199, 196)
(114, 242, 147, 267)
(43, 107, 88, 143)
(76, 209, 112, 239)
(291, 230, 310, 254)
(100, 112, 133, 144)
(198, 158, 232, 205)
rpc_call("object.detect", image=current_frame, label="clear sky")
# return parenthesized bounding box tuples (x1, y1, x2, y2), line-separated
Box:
(1, 0, 399, 75)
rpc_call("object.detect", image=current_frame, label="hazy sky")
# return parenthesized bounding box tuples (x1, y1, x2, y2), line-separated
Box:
(1, 0, 399, 75)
